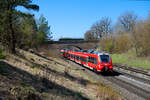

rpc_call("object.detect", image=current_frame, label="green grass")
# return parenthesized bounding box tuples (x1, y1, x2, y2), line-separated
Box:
(111, 49, 150, 69)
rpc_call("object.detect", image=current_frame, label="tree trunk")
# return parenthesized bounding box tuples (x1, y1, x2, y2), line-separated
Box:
(9, 12, 16, 54)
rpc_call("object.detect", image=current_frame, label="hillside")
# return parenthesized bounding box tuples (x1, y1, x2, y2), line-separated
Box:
(0, 49, 122, 100)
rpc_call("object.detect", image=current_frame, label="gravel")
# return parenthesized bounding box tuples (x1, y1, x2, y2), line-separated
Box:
(69, 60, 148, 100)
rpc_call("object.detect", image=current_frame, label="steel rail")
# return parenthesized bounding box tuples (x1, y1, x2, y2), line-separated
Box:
(113, 63, 150, 76)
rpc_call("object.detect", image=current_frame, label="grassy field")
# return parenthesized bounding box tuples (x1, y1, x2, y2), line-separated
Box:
(111, 49, 150, 69)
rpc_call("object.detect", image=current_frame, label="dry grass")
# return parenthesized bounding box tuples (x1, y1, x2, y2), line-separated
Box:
(97, 83, 121, 100)
(0, 49, 122, 100)
(38, 47, 60, 58)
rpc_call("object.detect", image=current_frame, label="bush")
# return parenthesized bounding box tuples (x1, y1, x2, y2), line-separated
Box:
(99, 34, 132, 53)
(133, 19, 150, 56)
(99, 36, 114, 53)
(113, 33, 132, 53)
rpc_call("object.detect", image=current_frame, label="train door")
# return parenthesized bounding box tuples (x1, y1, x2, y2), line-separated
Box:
(85, 56, 88, 67)
(82, 56, 87, 65)
(88, 57, 97, 69)
(87, 57, 93, 69)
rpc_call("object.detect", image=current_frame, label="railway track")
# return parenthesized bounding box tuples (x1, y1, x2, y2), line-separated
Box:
(106, 76, 150, 99)
(65, 59, 150, 100)
(27, 51, 150, 100)
(113, 69, 150, 85)
(113, 63, 150, 77)
(113, 63, 150, 86)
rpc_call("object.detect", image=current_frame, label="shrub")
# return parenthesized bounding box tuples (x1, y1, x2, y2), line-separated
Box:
(133, 19, 150, 56)
(113, 33, 132, 53)
(99, 36, 114, 53)
(99, 33, 132, 53)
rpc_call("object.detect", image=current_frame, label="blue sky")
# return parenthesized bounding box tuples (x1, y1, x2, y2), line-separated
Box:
(21, 0, 150, 40)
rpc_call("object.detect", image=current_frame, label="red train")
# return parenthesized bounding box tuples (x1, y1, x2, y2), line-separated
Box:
(60, 49, 113, 72)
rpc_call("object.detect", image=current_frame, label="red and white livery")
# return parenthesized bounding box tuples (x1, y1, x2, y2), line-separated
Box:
(60, 49, 113, 72)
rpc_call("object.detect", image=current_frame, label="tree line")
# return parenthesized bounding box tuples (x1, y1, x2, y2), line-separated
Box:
(85, 12, 150, 57)
(0, 0, 52, 54)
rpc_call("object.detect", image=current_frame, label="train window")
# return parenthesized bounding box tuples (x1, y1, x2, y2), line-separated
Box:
(100, 55, 109, 63)
(77, 56, 79, 60)
(94, 58, 97, 64)
(80, 57, 82, 62)
(92, 57, 95, 63)
(88, 57, 91, 63)
(82, 57, 86, 62)
(80, 57, 83, 62)
(92, 57, 94, 63)
(88, 57, 93, 63)
(80, 57, 85, 62)
(88, 57, 97, 64)
(83, 57, 85, 62)
(84, 57, 87, 62)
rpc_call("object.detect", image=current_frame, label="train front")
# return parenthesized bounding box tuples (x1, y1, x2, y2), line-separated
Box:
(98, 53, 113, 72)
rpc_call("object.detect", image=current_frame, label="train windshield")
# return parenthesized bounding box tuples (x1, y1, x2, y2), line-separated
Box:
(100, 55, 110, 63)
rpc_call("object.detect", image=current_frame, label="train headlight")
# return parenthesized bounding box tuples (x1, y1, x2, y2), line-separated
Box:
(99, 65, 101, 68)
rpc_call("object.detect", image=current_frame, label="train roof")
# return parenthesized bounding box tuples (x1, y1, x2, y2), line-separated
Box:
(68, 49, 109, 55)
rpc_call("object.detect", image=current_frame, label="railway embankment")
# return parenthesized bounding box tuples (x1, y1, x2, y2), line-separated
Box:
(35, 48, 150, 100)
(0, 49, 122, 100)
(67, 58, 150, 100)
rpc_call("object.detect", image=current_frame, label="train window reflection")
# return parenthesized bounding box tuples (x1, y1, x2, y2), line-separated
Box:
(100, 55, 109, 63)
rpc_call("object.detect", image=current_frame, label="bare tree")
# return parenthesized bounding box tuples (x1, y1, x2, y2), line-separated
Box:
(84, 30, 97, 41)
(91, 17, 112, 38)
(118, 12, 137, 33)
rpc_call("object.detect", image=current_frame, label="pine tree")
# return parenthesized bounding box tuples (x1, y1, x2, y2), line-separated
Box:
(0, 0, 39, 53)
